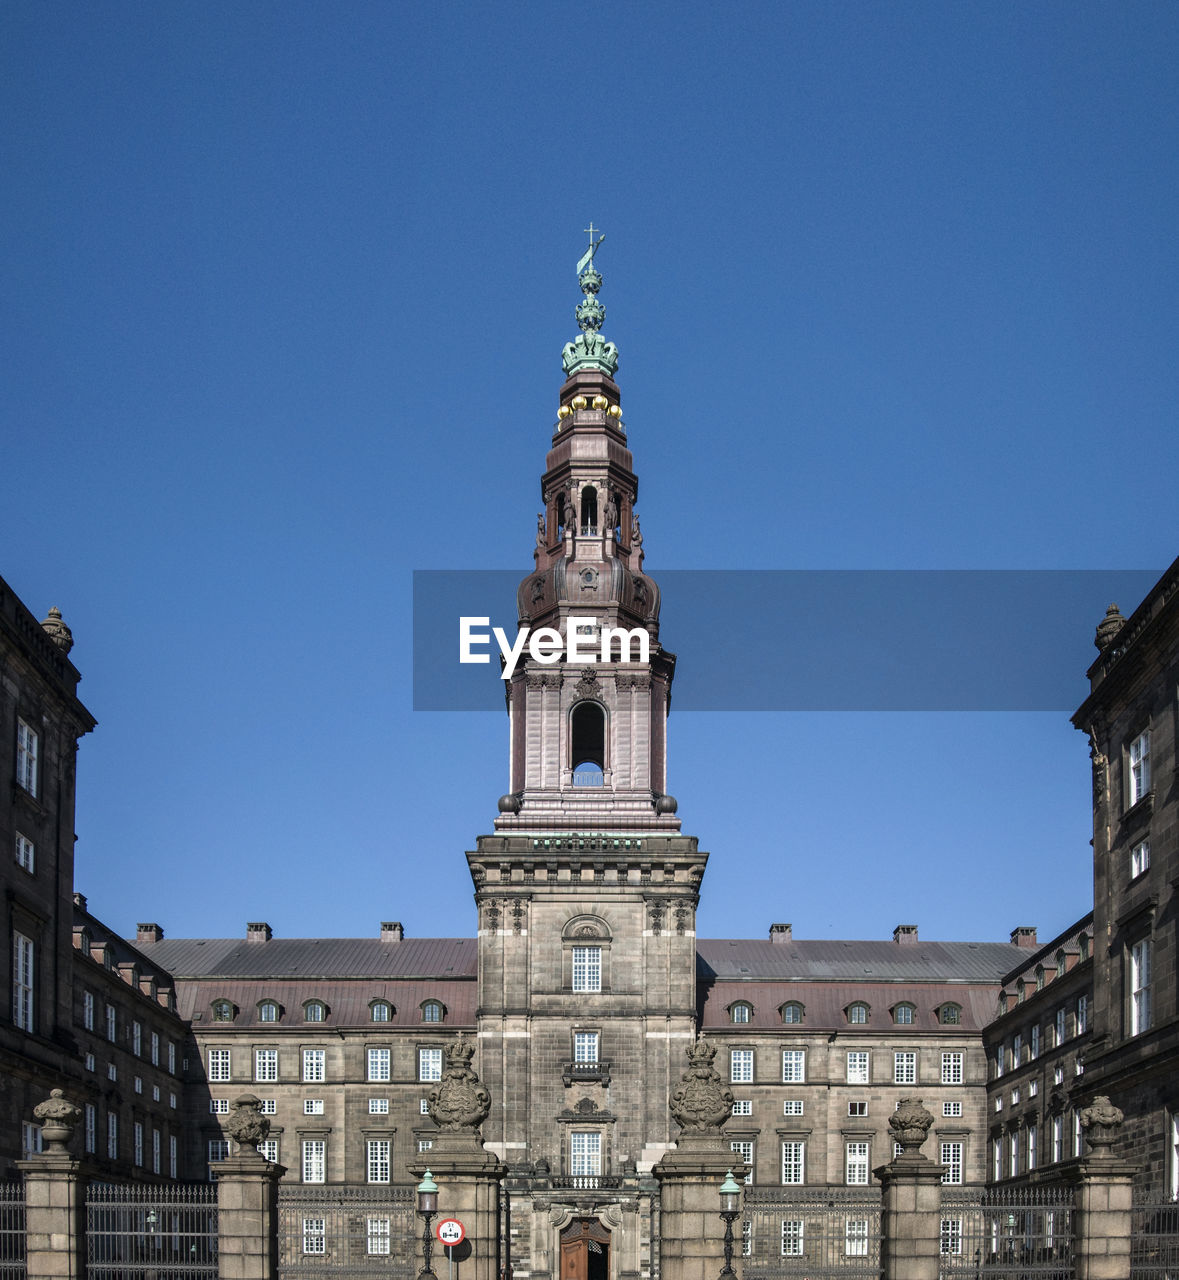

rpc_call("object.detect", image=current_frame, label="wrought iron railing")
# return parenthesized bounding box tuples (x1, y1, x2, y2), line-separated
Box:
(0, 1182, 25, 1280)
(939, 1186, 1073, 1279)
(277, 1185, 415, 1279)
(551, 1175, 624, 1191)
(86, 1181, 218, 1280)
(743, 1188, 881, 1279)
(1130, 1195, 1179, 1277)
(562, 1060, 612, 1085)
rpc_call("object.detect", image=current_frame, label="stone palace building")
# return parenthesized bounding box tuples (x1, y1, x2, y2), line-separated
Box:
(3, 244, 1177, 1279)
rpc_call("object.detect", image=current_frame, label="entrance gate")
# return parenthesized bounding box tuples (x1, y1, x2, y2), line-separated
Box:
(560, 1218, 610, 1280)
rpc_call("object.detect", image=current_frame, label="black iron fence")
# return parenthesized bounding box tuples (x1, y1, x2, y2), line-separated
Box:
(743, 1187, 881, 1279)
(938, 1186, 1073, 1279)
(0, 1182, 24, 1280)
(1130, 1195, 1179, 1278)
(277, 1184, 416, 1279)
(85, 1181, 218, 1280)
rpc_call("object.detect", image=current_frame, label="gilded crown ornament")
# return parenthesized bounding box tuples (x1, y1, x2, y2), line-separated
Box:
(562, 224, 619, 377)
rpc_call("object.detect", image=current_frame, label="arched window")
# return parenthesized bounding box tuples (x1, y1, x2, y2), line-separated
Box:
(892, 1002, 916, 1025)
(1016, 979, 1026, 1003)
(998, 991, 1009, 1015)
(421, 1000, 445, 1024)
(1078, 933, 1090, 961)
(370, 1000, 393, 1023)
(729, 1002, 753, 1024)
(258, 1000, 280, 1023)
(211, 1000, 234, 1023)
(580, 485, 598, 534)
(939, 1003, 962, 1025)
(79, 930, 91, 957)
(781, 1002, 805, 1025)
(571, 701, 606, 779)
(847, 1002, 870, 1025)
(303, 1000, 327, 1023)
(1055, 949, 1066, 978)
(1035, 965, 1045, 991)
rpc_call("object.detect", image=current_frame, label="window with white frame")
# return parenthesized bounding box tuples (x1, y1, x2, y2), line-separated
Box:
(13, 933, 34, 1032)
(742, 1219, 752, 1257)
(846, 1051, 869, 1084)
(1027, 1123, 1037, 1170)
(208, 1139, 229, 1170)
(994, 1046, 1004, 1078)
(1030, 1024, 1040, 1059)
(85, 1052, 95, 1072)
(420, 1098, 430, 1114)
(84, 1104, 96, 1154)
(893, 1002, 915, 1025)
(574, 1031, 599, 1064)
(570, 1131, 601, 1177)
(1130, 938, 1152, 1035)
(210, 1100, 229, 1115)
(370, 1001, 392, 1023)
(303, 1049, 326, 1082)
(154, 1034, 162, 1067)
(732, 1100, 752, 1116)
(419, 1048, 443, 1081)
(781, 1219, 804, 1256)
(107, 1063, 117, 1082)
(1013, 1033, 1022, 1066)
(255, 1049, 279, 1082)
(940, 1218, 963, 1256)
(845, 1141, 870, 1185)
(302, 1140, 326, 1184)
(782, 1050, 805, 1083)
(783, 1100, 804, 1116)
(132, 1021, 141, 1056)
(106, 1005, 116, 1042)
(847, 1002, 869, 1024)
(366, 1139, 391, 1184)
(367, 1048, 391, 1082)
(1077, 995, 1088, 1034)
(304, 1001, 326, 1023)
(15, 833, 34, 873)
(572, 946, 602, 993)
(944, 1101, 962, 1117)
(731, 1049, 754, 1083)
(992, 1138, 1002, 1182)
(1009, 1131, 1020, 1178)
(370, 1098, 390, 1115)
(1131, 839, 1151, 878)
(422, 1000, 444, 1023)
(730, 1140, 754, 1184)
(1074, 1111, 1083, 1158)
(304, 1099, 324, 1116)
(781, 1141, 805, 1184)
(134, 1076, 143, 1094)
(781, 1002, 804, 1024)
(1054, 1063, 1064, 1085)
(208, 1049, 231, 1082)
(418, 1139, 433, 1153)
(367, 1217, 391, 1256)
(940, 1141, 963, 1185)
(730, 1002, 752, 1024)
(1029, 1080, 1038, 1097)
(259, 1099, 276, 1114)
(83, 990, 94, 1030)
(894, 1051, 916, 1084)
(21, 1122, 41, 1159)
(106, 1114, 118, 1160)
(1129, 730, 1151, 806)
(845, 1218, 870, 1258)
(941, 1052, 963, 1085)
(848, 1101, 867, 1118)
(302, 1217, 326, 1255)
(259, 1138, 278, 1163)
(259, 1000, 279, 1023)
(16, 720, 38, 796)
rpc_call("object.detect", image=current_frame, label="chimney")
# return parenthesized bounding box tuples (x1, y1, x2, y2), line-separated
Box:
(1011, 926, 1038, 949)
(769, 923, 792, 943)
(380, 922, 404, 941)
(247, 922, 272, 943)
(893, 924, 918, 945)
(73, 892, 88, 912)
(137, 923, 164, 943)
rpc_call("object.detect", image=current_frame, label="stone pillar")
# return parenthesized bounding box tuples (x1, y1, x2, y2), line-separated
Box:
(1065, 1097, 1137, 1280)
(212, 1093, 287, 1280)
(875, 1098, 942, 1280)
(16, 1090, 89, 1280)
(653, 1037, 741, 1280)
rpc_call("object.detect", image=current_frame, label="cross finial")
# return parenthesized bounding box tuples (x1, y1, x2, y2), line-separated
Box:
(576, 225, 605, 276)
(584, 222, 599, 245)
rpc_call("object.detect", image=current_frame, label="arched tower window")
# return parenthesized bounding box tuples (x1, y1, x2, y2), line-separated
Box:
(580, 485, 598, 534)
(571, 702, 606, 784)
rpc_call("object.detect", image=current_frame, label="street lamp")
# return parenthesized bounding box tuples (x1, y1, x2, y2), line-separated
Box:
(417, 1169, 440, 1280)
(718, 1168, 743, 1280)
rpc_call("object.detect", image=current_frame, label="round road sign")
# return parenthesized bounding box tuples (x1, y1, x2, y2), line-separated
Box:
(437, 1219, 466, 1247)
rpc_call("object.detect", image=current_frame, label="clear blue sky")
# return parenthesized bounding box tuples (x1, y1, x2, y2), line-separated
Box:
(3, 3, 1176, 947)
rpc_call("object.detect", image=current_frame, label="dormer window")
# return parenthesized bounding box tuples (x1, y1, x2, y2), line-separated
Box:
(1078, 934, 1090, 961)
(1055, 950, 1067, 978)
(370, 1000, 393, 1023)
(1035, 965, 1045, 991)
(211, 1000, 235, 1023)
(780, 1002, 805, 1025)
(258, 1001, 280, 1023)
(847, 1002, 869, 1025)
(1016, 980, 1026, 1003)
(729, 1002, 753, 1025)
(421, 1000, 445, 1024)
(939, 1003, 962, 1025)
(892, 1002, 915, 1025)
(303, 1001, 327, 1023)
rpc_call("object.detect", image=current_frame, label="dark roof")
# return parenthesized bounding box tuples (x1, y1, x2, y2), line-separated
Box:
(696, 938, 1027, 983)
(138, 937, 477, 980)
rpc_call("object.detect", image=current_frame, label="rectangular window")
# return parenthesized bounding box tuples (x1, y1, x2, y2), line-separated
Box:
(1131, 939, 1152, 1035)
(208, 1139, 229, 1172)
(570, 1131, 601, 1177)
(152, 1033, 161, 1066)
(107, 1113, 118, 1160)
(259, 1099, 276, 1114)
(1129, 730, 1151, 805)
(367, 1048, 391, 1082)
(782, 1099, 804, 1115)
(1013, 1033, 1022, 1066)
(1030, 1025, 1040, 1059)
(366, 1139, 391, 1184)
(571, 946, 602, 993)
(132, 1021, 142, 1056)
(302, 1140, 326, 1184)
(846, 1051, 869, 1084)
(1010, 1130, 1020, 1178)
(255, 1049, 279, 1082)
(210, 1100, 229, 1115)
(84, 1104, 96, 1154)
(994, 1046, 1004, 1079)
(152, 1129, 161, 1175)
(731, 1049, 753, 1083)
(367, 1217, 391, 1257)
(21, 1121, 42, 1159)
(574, 1031, 599, 1064)
(1131, 839, 1151, 878)
(85, 1052, 95, 1072)
(302, 1049, 325, 1082)
(302, 1217, 326, 1255)
(418, 1139, 433, 1153)
(1074, 1111, 1083, 1158)
(993, 1137, 1002, 1182)
(134, 1076, 143, 1094)
(1077, 995, 1088, 1034)
(169, 1136, 177, 1179)
(370, 1098, 390, 1115)
(83, 991, 95, 1031)
(940, 1218, 963, 1256)
(940, 1141, 963, 1185)
(15, 833, 35, 873)
(1054, 1063, 1065, 1085)
(894, 1051, 916, 1084)
(781, 1141, 805, 1185)
(846, 1218, 870, 1258)
(13, 933, 34, 1032)
(420, 1098, 430, 1114)
(1027, 1124, 1037, 1170)
(782, 1050, 806, 1083)
(107, 1063, 118, 1082)
(165, 1040, 173, 1072)
(781, 1220, 804, 1256)
(848, 1101, 868, 1118)
(1029, 1080, 1038, 1097)
(742, 1219, 752, 1258)
(105, 1005, 116, 1043)
(16, 720, 38, 796)
(304, 1099, 324, 1116)
(730, 1140, 754, 1185)
(419, 1048, 443, 1081)
(943, 1101, 962, 1117)
(846, 1141, 870, 1185)
(134, 1122, 144, 1167)
(941, 1052, 963, 1085)
(208, 1049, 231, 1082)
(259, 1138, 278, 1163)
(732, 1100, 752, 1116)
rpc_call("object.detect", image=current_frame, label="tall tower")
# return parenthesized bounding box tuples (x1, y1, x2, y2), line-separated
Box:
(468, 238, 707, 1280)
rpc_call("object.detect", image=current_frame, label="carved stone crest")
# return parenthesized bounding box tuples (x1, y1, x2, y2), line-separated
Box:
(669, 1037, 733, 1134)
(648, 902, 665, 935)
(575, 669, 603, 702)
(224, 1093, 271, 1155)
(427, 1036, 492, 1133)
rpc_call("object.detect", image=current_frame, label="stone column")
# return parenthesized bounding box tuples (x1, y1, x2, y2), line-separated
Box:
(212, 1094, 287, 1280)
(16, 1090, 89, 1280)
(875, 1098, 942, 1280)
(408, 1037, 504, 1280)
(653, 1038, 740, 1280)
(1064, 1097, 1137, 1280)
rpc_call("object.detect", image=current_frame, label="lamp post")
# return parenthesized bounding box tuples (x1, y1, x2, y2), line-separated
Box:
(417, 1169, 439, 1280)
(718, 1168, 743, 1280)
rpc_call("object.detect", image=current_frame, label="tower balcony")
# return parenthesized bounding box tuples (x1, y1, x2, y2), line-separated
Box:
(562, 1059, 612, 1087)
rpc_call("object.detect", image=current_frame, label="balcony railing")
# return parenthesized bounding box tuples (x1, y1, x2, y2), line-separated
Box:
(551, 1175, 624, 1191)
(571, 772, 604, 788)
(562, 1060, 612, 1086)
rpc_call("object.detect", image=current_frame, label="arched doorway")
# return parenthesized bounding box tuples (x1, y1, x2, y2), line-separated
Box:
(559, 1218, 610, 1280)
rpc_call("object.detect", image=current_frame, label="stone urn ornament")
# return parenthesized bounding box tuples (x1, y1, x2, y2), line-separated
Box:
(224, 1093, 271, 1157)
(1079, 1095, 1124, 1158)
(888, 1097, 935, 1159)
(33, 1089, 81, 1156)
